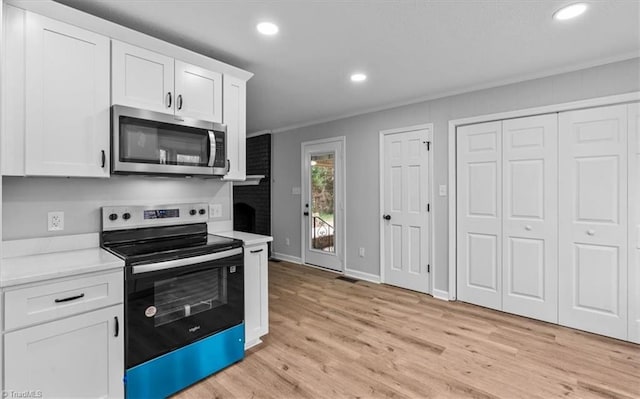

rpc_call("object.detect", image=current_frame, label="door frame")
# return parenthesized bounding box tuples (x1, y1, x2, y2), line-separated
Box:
(300, 136, 346, 272)
(447, 91, 640, 301)
(379, 123, 435, 294)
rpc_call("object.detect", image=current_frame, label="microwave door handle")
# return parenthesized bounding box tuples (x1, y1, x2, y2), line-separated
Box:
(208, 130, 216, 167)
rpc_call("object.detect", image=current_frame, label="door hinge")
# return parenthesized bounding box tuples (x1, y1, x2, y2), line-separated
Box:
(423, 141, 431, 151)
(427, 264, 430, 273)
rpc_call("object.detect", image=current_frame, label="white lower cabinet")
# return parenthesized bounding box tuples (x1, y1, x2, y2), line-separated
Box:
(244, 243, 269, 349)
(2, 270, 124, 398)
(4, 305, 124, 398)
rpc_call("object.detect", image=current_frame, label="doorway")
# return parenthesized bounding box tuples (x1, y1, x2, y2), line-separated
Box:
(301, 137, 345, 271)
(380, 124, 433, 294)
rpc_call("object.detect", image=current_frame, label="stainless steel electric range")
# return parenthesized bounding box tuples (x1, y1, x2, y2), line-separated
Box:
(100, 203, 245, 399)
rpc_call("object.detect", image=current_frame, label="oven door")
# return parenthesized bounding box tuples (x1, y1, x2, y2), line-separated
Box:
(112, 105, 227, 176)
(125, 248, 243, 368)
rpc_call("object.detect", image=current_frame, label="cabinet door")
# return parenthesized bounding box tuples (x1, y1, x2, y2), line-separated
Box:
(456, 121, 502, 310)
(25, 12, 110, 177)
(5, 305, 124, 398)
(174, 60, 222, 122)
(558, 104, 628, 340)
(629, 103, 640, 344)
(244, 243, 268, 348)
(222, 75, 247, 181)
(502, 114, 558, 323)
(111, 40, 174, 114)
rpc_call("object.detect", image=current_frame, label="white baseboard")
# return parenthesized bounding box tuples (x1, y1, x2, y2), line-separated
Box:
(345, 268, 381, 284)
(271, 252, 302, 264)
(432, 288, 450, 301)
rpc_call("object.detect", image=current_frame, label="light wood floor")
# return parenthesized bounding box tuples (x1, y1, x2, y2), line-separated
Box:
(175, 261, 640, 398)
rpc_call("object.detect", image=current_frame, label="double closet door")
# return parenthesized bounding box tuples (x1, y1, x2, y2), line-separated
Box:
(457, 103, 637, 341)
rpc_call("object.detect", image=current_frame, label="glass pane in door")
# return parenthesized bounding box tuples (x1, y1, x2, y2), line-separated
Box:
(310, 153, 335, 253)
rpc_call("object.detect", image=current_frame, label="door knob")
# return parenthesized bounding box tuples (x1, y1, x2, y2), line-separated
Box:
(586, 229, 596, 236)
(303, 212, 309, 216)
(525, 225, 532, 231)
(383, 214, 391, 220)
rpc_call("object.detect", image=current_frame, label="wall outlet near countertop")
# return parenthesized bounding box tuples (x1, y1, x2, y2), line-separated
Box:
(47, 211, 64, 231)
(209, 203, 222, 218)
(285, 238, 290, 246)
(358, 247, 365, 257)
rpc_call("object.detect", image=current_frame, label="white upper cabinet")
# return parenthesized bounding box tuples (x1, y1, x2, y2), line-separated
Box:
(112, 42, 222, 123)
(24, 12, 110, 177)
(111, 40, 174, 114)
(223, 75, 247, 180)
(175, 60, 222, 122)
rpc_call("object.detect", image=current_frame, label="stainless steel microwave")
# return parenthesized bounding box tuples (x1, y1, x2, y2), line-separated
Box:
(112, 105, 227, 177)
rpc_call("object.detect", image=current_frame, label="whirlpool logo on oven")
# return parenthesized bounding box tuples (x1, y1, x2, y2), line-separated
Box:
(189, 325, 201, 333)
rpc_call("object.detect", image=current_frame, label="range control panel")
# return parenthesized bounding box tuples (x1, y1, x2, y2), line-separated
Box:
(102, 203, 209, 231)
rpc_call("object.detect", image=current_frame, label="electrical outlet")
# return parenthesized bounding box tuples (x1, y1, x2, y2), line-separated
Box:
(48, 211, 64, 231)
(358, 247, 365, 257)
(209, 203, 222, 218)
(291, 187, 301, 195)
(285, 238, 290, 246)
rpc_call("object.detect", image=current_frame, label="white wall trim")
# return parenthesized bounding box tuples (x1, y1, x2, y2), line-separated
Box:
(248, 54, 640, 136)
(447, 91, 640, 302)
(345, 268, 381, 284)
(300, 136, 347, 272)
(432, 289, 450, 301)
(379, 123, 434, 294)
(271, 252, 302, 265)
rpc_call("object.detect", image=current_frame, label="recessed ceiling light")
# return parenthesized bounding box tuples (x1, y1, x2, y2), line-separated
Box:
(553, 3, 588, 21)
(350, 73, 367, 83)
(257, 22, 279, 35)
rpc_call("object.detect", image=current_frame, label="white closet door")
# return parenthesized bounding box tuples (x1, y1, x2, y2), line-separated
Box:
(457, 121, 502, 310)
(559, 104, 628, 340)
(502, 114, 558, 323)
(629, 103, 640, 344)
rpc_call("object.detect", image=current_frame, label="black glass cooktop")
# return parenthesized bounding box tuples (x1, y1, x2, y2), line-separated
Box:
(101, 223, 242, 266)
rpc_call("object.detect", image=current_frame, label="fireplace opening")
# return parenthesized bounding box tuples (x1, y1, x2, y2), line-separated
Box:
(234, 202, 256, 233)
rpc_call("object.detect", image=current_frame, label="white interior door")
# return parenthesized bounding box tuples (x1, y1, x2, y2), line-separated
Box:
(457, 121, 502, 310)
(502, 114, 558, 323)
(381, 127, 432, 294)
(628, 103, 640, 344)
(302, 139, 344, 271)
(558, 104, 628, 340)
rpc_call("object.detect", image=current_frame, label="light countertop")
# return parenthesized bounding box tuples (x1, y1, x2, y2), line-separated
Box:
(1, 248, 124, 288)
(216, 231, 273, 246)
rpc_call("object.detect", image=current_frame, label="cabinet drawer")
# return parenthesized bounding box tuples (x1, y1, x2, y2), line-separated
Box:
(4, 270, 123, 331)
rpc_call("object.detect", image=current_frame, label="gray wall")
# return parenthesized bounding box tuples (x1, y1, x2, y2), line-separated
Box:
(2, 176, 232, 240)
(271, 57, 640, 292)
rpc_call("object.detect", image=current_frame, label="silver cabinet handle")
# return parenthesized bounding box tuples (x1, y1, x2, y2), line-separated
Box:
(208, 131, 216, 167)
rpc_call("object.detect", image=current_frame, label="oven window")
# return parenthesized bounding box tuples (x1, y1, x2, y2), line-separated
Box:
(153, 268, 228, 327)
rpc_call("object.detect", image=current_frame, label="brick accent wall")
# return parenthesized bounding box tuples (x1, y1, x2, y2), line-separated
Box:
(233, 134, 271, 239)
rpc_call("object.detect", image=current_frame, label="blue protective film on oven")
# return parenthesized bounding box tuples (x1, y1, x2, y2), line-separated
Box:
(125, 323, 245, 399)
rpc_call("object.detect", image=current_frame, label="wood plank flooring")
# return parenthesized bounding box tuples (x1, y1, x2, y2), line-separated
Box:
(175, 261, 640, 398)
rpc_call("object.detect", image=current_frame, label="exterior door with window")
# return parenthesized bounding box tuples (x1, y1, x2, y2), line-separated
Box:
(302, 139, 344, 271)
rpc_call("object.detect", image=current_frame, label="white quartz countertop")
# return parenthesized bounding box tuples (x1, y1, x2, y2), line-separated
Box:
(216, 231, 273, 246)
(1, 248, 124, 288)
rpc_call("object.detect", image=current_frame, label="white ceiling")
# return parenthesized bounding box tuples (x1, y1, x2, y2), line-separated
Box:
(55, 0, 640, 134)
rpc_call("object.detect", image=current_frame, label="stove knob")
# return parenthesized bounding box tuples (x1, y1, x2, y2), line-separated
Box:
(108, 213, 118, 221)
(189, 209, 197, 216)
(199, 208, 206, 215)
(122, 213, 131, 220)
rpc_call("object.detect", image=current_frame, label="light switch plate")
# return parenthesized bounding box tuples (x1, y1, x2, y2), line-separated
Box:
(439, 185, 447, 197)
(292, 187, 301, 195)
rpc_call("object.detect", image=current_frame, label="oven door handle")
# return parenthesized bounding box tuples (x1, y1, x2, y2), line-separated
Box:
(132, 247, 242, 274)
